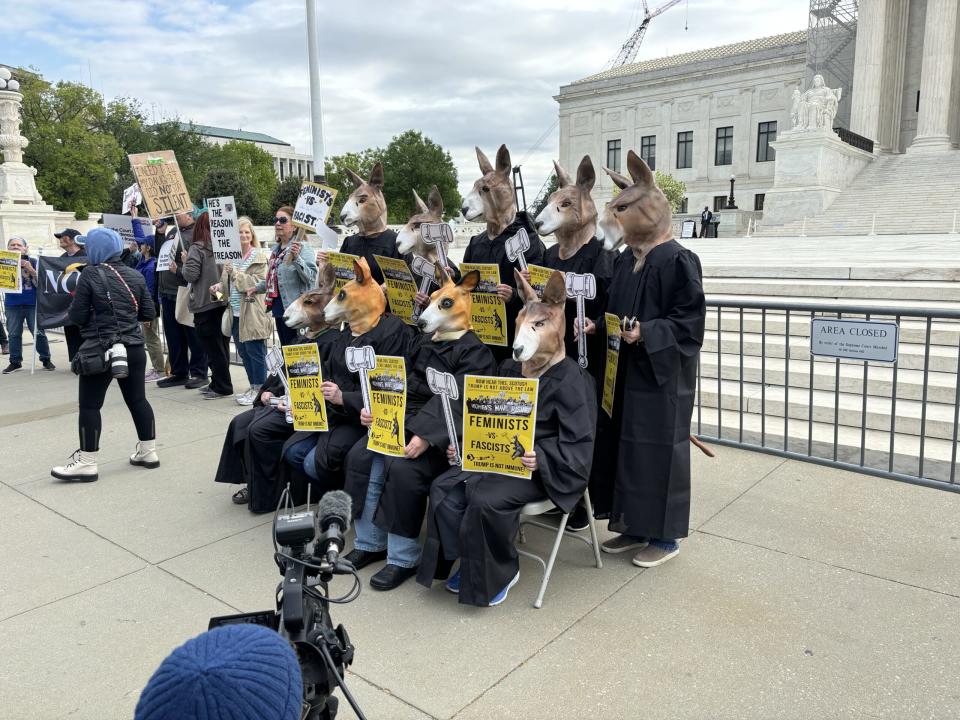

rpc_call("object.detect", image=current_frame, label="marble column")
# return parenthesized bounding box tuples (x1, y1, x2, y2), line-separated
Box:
(910, 0, 959, 151)
(877, 0, 909, 153)
(850, 0, 888, 143)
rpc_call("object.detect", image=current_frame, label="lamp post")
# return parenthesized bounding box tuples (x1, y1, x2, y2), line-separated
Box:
(727, 174, 738, 210)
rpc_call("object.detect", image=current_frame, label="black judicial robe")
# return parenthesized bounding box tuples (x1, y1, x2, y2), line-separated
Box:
(307, 315, 414, 484)
(368, 331, 497, 537)
(542, 237, 616, 388)
(340, 230, 400, 286)
(594, 239, 705, 540)
(417, 356, 597, 606)
(462, 212, 545, 361)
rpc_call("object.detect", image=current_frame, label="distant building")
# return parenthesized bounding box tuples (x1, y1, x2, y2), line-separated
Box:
(556, 31, 808, 215)
(180, 124, 314, 181)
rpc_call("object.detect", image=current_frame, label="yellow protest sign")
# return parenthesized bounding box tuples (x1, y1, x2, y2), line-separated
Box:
(0, 250, 22, 293)
(462, 375, 539, 479)
(459, 262, 507, 347)
(282, 344, 328, 432)
(374, 255, 417, 325)
(602, 313, 621, 417)
(128, 150, 192, 217)
(366, 355, 406, 457)
(326, 251, 360, 290)
(526, 264, 557, 299)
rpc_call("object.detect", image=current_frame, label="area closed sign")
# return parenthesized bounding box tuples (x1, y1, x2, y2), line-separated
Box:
(810, 318, 899, 363)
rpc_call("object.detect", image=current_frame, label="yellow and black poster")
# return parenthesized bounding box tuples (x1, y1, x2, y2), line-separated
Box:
(458, 262, 507, 347)
(282, 344, 328, 432)
(373, 255, 418, 325)
(462, 375, 539, 479)
(602, 312, 621, 418)
(0, 250, 21, 293)
(366, 355, 406, 457)
(326, 251, 361, 291)
(526, 264, 556, 300)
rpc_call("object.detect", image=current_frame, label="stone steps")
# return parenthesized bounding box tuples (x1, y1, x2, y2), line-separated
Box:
(703, 277, 960, 303)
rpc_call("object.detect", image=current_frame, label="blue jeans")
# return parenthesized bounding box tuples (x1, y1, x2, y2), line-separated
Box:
(231, 315, 267, 387)
(353, 456, 421, 568)
(5, 304, 50, 364)
(285, 437, 318, 479)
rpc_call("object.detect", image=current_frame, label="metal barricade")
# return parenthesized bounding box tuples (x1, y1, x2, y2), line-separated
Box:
(695, 300, 960, 493)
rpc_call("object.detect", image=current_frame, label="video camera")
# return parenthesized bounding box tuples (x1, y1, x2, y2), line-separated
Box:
(209, 488, 367, 720)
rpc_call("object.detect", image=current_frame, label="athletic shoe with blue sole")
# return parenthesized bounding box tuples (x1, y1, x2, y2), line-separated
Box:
(488, 572, 520, 607)
(445, 570, 461, 594)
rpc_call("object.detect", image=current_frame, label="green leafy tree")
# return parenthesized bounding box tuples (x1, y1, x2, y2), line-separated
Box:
(203, 141, 277, 223)
(324, 148, 384, 221)
(530, 173, 560, 217)
(18, 76, 122, 218)
(654, 171, 686, 213)
(194, 169, 260, 220)
(379, 130, 461, 223)
(272, 175, 305, 211)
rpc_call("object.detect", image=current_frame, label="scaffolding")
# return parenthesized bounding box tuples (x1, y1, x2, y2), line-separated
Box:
(806, 0, 859, 128)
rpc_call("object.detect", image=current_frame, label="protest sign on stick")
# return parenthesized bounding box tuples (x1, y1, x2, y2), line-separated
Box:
(102, 214, 153, 247)
(462, 375, 539, 479)
(128, 150, 192, 218)
(206, 196, 242, 262)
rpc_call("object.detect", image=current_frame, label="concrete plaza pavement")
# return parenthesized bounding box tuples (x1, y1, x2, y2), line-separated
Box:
(2, 338, 960, 720)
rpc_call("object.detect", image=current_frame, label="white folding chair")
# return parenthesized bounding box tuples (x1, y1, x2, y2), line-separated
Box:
(516, 489, 602, 609)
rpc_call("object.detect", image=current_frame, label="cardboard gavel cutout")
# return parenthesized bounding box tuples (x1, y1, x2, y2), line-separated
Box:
(426, 367, 461, 466)
(345, 345, 377, 416)
(505, 227, 530, 271)
(420, 222, 453, 274)
(411, 255, 437, 322)
(265, 346, 294, 424)
(565, 272, 597, 369)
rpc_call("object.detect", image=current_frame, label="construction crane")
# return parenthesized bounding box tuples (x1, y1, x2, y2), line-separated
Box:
(521, 0, 688, 214)
(611, 0, 686, 69)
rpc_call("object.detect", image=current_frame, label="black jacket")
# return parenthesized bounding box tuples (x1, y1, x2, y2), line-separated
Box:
(68, 257, 156, 348)
(340, 230, 400, 286)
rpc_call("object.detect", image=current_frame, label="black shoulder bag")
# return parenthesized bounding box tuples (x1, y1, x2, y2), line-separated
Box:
(70, 266, 136, 376)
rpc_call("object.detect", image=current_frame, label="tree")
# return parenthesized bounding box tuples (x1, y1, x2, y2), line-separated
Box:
(379, 130, 461, 223)
(202, 141, 277, 223)
(272, 175, 305, 212)
(655, 171, 686, 213)
(194, 169, 260, 221)
(19, 75, 122, 218)
(529, 173, 560, 218)
(324, 148, 384, 221)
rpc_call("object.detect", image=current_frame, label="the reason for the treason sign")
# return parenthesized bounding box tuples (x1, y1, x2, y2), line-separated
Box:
(810, 318, 899, 363)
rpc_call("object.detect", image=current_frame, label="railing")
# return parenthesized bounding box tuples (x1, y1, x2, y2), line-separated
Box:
(695, 299, 960, 493)
(834, 126, 875, 153)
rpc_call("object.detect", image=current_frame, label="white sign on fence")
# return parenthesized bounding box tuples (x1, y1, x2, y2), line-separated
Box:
(810, 318, 899, 363)
(207, 196, 242, 263)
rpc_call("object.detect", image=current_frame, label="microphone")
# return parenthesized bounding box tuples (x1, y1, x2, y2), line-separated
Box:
(316, 490, 352, 565)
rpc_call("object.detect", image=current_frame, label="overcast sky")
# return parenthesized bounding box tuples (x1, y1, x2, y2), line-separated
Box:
(3, 0, 808, 198)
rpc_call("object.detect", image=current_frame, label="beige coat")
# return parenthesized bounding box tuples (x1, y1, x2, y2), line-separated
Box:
(220, 248, 274, 342)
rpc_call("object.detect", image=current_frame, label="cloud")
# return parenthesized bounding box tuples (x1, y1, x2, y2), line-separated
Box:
(2, 0, 809, 198)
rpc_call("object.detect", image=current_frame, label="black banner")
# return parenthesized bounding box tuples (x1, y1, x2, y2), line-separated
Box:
(36, 256, 87, 329)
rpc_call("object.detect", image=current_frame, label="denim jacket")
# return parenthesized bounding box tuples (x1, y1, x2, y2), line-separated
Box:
(255, 241, 318, 309)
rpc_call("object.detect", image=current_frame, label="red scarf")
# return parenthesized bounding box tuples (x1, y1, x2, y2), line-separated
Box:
(265, 245, 288, 305)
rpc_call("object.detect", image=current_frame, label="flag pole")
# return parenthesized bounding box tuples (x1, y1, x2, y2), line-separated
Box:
(30, 247, 42, 375)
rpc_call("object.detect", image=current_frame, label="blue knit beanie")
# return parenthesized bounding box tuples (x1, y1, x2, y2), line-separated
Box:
(135, 624, 303, 720)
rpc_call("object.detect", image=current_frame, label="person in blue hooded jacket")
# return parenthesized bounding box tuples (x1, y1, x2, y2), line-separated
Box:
(51, 228, 160, 482)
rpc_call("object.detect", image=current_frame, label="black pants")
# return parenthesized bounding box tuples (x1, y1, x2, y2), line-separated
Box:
(78, 344, 155, 452)
(159, 295, 208, 379)
(274, 315, 297, 347)
(193, 307, 233, 395)
(63, 325, 82, 362)
(375, 448, 450, 538)
(246, 409, 297, 512)
(418, 468, 545, 607)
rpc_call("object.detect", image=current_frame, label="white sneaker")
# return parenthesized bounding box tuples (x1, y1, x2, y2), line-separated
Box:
(130, 440, 160, 469)
(51, 450, 99, 482)
(144, 369, 162, 383)
(236, 387, 257, 406)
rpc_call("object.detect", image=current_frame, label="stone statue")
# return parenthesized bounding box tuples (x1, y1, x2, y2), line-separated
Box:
(791, 75, 841, 132)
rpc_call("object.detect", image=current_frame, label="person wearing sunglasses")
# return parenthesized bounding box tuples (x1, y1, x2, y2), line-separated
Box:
(248, 206, 317, 346)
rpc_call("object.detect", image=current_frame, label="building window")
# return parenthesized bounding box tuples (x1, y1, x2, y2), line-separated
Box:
(713, 195, 728, 212)
(678, 197, 688, 214)
(279, 161, 284, 180)
(640, 135, 656, 171)
(754, 193, 766, 212)
(715, 126, 733, 166)
(757, 121, 777, 162)
(676, 131, 693, 169)
(606, 139, 622, 173)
